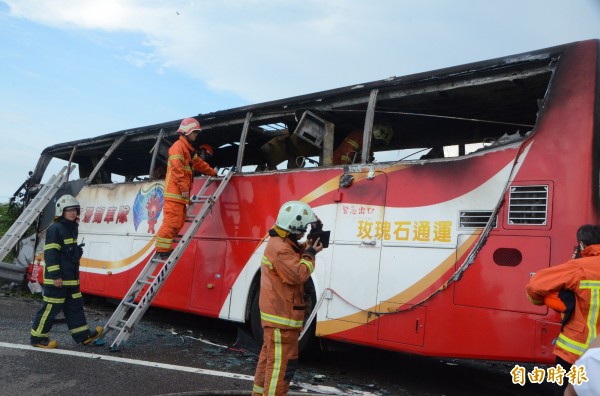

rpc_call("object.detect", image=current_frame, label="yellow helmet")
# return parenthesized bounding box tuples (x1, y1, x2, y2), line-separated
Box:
(373, 124, 393, 145)
(275, 201, 317, 234)
(55, 194, 80, 218)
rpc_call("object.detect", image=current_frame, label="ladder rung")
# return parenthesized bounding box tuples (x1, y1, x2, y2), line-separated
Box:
(123, 301, 137, 308)
(108, 324, 124, 331)
(137, 279, 152, 285)
(0, 165, 73, 263)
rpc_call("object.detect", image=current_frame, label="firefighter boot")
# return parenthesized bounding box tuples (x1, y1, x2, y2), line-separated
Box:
(31, 339, 58, 349)
(158, 250, 173, 260)
(82, 326, 104, 346)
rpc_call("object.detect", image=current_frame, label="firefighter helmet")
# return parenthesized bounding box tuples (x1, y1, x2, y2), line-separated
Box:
(199, 143, 214, 156)
(177, 117, 202, 136)
(373, 124, 393, 145)
(275, 201, 317, 234)
(55, 194, 80, 218)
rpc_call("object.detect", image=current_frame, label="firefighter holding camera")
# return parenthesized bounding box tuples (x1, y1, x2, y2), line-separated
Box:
(252, 201, 324, 396)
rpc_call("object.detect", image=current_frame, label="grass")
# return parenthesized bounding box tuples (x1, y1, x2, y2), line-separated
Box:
(0, 203, 11, 235)
(0, 202, 22, 262)
(0, 202, 35, 296)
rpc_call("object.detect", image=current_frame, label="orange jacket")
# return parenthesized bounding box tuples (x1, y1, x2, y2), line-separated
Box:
(526, 244, 600, 363)
(333, 129, 363, 165)
(259, 227, 316, 331)
(164, 136, 217, 204)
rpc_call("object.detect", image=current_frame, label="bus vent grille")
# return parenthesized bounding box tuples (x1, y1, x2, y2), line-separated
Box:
(508, 185, 548, 225)
(459, 211, 495, 228)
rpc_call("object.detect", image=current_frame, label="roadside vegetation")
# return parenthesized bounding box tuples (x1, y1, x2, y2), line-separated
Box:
(0, 201, 34, 296)
(0, 201, 26, 259)
(0, 203, 11, 234)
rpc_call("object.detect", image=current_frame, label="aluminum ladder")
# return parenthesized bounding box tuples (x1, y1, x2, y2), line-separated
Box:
(0, 165, 74, 262)
(102, 170, 233, 351)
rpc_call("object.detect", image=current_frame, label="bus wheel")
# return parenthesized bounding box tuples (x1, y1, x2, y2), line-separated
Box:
(249, 283, 319, 358)
(249, 289, 263, 349)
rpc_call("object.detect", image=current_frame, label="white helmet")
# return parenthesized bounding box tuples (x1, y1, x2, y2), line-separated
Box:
(55, 194, 80, 217)
(373, 124, 393, 145)
(275, 201, 317, 234)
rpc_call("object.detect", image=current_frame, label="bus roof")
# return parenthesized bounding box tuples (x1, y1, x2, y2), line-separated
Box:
(28, 39, 596, 189)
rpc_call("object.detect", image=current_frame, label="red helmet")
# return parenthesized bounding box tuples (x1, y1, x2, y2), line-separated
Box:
(199, 144, 214, 156)
(177, 117, 202, 135)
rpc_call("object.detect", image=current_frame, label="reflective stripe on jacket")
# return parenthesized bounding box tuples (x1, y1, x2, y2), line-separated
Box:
(526, 244, 600, 363)
(42, 217, 81, 287)
(332, 129, 363, 165)
(259, 227, 316, 330)
(164, 136, 217, 204)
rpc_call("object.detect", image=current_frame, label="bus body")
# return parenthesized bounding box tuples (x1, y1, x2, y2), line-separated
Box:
(21, 39, 600, 363)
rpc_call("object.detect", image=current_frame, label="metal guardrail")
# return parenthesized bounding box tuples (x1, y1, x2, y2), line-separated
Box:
(0, 261, 25, 283)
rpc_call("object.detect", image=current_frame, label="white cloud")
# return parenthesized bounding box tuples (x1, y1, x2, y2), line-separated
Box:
(1, 0, 599, 201)
(4, 0, 600, 103)
(4, 0, 148, 30)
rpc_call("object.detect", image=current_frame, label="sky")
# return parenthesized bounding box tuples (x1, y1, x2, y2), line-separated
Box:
(0, 0, 599, 202)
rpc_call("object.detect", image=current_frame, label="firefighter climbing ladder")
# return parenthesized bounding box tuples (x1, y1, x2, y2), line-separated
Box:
(102, 170, 233, 351)
(0, 165, 74, 262)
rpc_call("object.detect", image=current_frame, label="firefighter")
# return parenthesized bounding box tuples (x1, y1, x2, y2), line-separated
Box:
(198, 143, 214, 162)
(30, 194, 103, 348)
(332, 123, 394, 165)
(155, 118, 217, 258)
(526, 224, 600, 396)
(252, 201, 323, 396)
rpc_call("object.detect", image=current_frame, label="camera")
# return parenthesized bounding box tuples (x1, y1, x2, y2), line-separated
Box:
(308, 219, 330, 248)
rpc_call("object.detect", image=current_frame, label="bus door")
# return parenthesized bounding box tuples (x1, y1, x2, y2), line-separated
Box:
(376, 247, 456, 346)
(326, 170, 387, 325)
(376, 201, 458, 346)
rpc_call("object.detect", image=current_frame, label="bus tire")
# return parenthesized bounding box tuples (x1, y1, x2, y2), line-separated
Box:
(249, 282, 318, 358)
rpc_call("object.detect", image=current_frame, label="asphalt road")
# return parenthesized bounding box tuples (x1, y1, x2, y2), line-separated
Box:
(0, 291, 558, 396)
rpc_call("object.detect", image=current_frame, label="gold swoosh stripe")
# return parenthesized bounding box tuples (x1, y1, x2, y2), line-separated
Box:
(298, 164, 411, 204)
(316, 233, 479, 336)
(80, 238, 155, 269)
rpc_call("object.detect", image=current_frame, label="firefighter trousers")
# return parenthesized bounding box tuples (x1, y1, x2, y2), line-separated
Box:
(155, 200, 186, 253)
(253, 327, 299, 396)
(30, 285, 93, 344)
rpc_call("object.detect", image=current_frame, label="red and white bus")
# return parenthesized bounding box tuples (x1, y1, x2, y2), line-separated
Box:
(20, 39, 600, 363)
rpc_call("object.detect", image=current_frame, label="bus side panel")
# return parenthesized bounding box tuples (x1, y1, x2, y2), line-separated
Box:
(511, 40, 599, 264)
(316, 41, 599, 363)
(316, 145, 521, 352)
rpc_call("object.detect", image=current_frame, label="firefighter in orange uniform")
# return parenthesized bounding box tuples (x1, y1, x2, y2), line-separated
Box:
(252, 201, 323, 396)
(155, 117, 217, 258)
(332, 124, 394, 165)
(526, 224, 600, 396)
